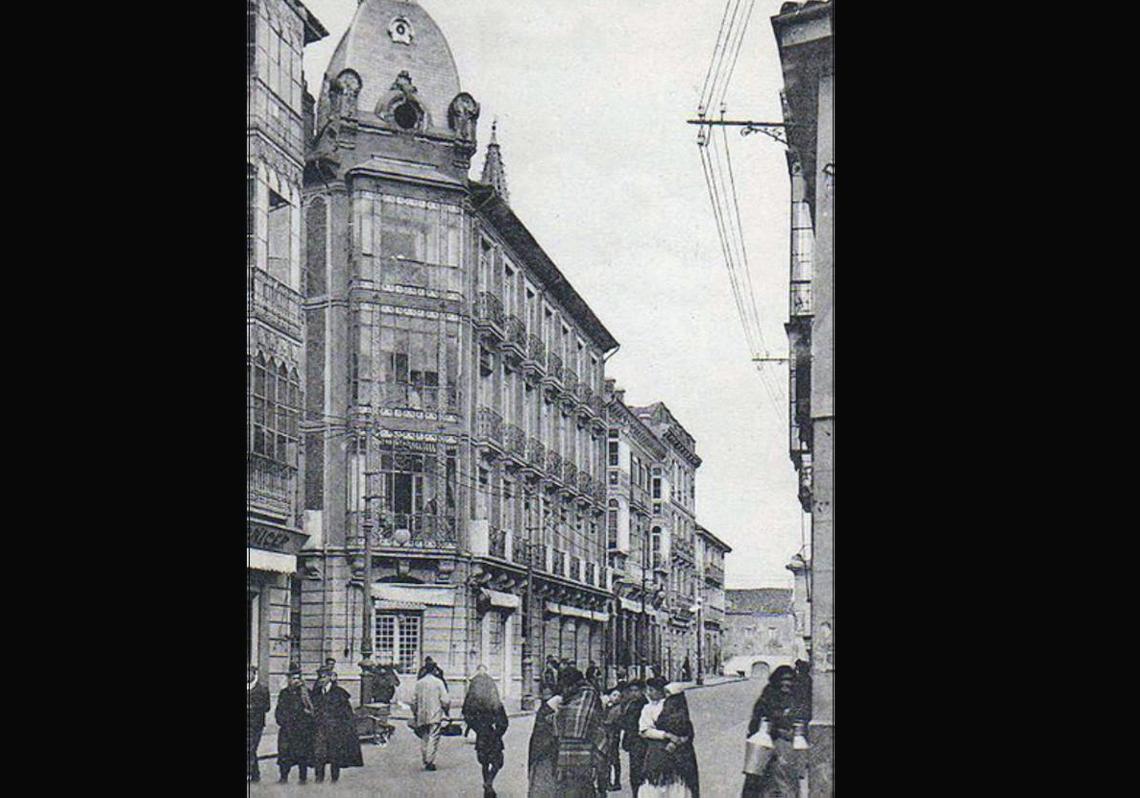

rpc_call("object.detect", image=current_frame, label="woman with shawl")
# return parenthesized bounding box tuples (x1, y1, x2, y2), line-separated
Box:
(463, 665, 510, 798)
(741, 666, 801, 798)
(640, 677, 700, 798)
(527, 685, 562, 798)
(554, 667, 607, 798)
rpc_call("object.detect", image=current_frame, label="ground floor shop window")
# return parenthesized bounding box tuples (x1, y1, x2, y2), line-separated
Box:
(375, 612, 421, 674)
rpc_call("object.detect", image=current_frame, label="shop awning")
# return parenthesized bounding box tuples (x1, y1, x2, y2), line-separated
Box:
(247, 548, 296, 574)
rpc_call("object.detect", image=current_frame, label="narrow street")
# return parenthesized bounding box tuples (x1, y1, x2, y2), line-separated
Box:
(249, 678, 763, 798)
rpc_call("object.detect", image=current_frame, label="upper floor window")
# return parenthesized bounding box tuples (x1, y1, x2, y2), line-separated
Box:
(249, 353, 299, 466)
(652, 478, 661, 499)
(608, 441, 619, 467)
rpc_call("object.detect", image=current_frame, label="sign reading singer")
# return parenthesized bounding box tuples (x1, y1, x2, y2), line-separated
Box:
(247, 522, 307, 555)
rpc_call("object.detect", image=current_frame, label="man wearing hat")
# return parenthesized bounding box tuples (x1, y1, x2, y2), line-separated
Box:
(310, 666, 364, 782)
(247, 665, 271, 782)
(275, 665, 315, 783)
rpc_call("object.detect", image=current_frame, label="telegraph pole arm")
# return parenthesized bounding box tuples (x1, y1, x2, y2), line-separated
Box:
(687, 118, 801, 146)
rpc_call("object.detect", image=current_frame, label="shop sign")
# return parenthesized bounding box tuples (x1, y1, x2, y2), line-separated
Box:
(248, 521, 308, 555)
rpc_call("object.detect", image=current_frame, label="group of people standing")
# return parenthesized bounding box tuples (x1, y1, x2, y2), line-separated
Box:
(246, 658, 400, 784)
(528, 662, 701, 798)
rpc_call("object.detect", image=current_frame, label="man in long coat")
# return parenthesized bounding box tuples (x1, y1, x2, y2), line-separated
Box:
(411, 661, 450, 771)
(310, 667, 364, 782)
(247, 665, 271, 782)
(275, 666, 315, 783)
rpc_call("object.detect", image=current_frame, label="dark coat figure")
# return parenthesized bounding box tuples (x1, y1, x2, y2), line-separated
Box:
(542, 660, 559, 693)
(681, 657, 693, 682)
(276, 683, 315, 781)
(742, 667, 801, 798)
(642, 690, 700, 798)
(311, 681, 364, 781)
(621, 685, 649, 795)
(463, 670, 510, 798)
(791, 661, 812, 723)
(372, 664, 400, 704)
(528, 693, 561, 798)
(586, 662, 602, 690)
(247, 678, 271, 782)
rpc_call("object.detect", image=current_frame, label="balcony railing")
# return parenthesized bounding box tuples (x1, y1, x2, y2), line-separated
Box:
(577, 471, 592, 495)
(631, 483, 650, 510)
(546, 450, 563, 481)
(562, 367, 578, 396)
(504, 315, 527, 352)
(790, 280, 813, 317)
(589, 394, 606, 418)
(569, 555, 582, 582)
(376, 383, 459, 414)
(526, 333, 545, 366)
(563, 462, 579, 489)
(474, 292, 505, 331)
(371, 512, 458, 548)
(504, 423, 527, 459)
(534, 543, 549, 572)
(592, 482, 607, 505)
(545, 351, 563, 384)
(574, 382, 593, 407)
(527, 437, 546, 470)
(476, 407, 503, 447)
(511, 533, 529, 565)
(585, 561, 596, 586)
(552, 549, 566, 577)
(489, 526, 506, 559)
(704, 563, 725, 584)
(247, 453, 295, 517)
(248, 267, 302, 340)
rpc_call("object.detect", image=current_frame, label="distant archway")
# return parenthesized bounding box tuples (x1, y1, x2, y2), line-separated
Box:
(751, 660, 770, 681)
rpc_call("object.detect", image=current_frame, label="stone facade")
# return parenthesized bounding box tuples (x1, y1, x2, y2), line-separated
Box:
(696, 525, 731, 679)
(295, 0, 616, 710)
(722, 588, 797, 680)
(247, 0, 328, 703)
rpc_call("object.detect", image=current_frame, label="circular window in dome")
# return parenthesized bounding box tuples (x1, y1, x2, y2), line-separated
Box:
(393, 101, 419, 131)
(388, 17, 414, 45)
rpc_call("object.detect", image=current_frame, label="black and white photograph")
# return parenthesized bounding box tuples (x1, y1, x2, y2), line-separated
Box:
(247, 1, 834, 795)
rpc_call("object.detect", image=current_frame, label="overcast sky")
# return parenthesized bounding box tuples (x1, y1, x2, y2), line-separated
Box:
(302, 0, 804, 588)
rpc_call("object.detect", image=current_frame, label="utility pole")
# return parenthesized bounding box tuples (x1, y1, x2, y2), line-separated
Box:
(358, 425, 375, 706)
(520, 492, 536, 711)
(695, 597, 703, 685)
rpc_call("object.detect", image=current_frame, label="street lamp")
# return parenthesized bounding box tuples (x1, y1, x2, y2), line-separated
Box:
(689, 597, 703, 685)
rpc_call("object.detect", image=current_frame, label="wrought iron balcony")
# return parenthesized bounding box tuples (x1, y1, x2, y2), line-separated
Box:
(577, 471, 592, 496)
(574, 382, 593, 407)
(527, 437, 546, 470)
(544, 351, 563, 386)
(370, 512, 458, 549)
(790, 280, 813, 317)
(489, 526, 506, 559)
(376, 382, 459, 414)
(589, 394, 606, 419)
(247, 453, 295, 518)
(247, 267, 302, 340)
(631, 483, 650, 511)
(474, 292, 505, 337)
(526, 334, 546, 370)
(545, 450, 563, 482)
(704, 562, 725, 585)
(562, 367, 578, 397)
(511, 533, 530, 566)
(569, 555, 582, 582)
(533, 543, 549, 573)
(552, 549, 566, 577)
(476, 407, 504, 449)
(592, 481, 607, 505)
(504, 422, 527, 460)
(563, 462, 579, 491)
(503, 315, 527, 360)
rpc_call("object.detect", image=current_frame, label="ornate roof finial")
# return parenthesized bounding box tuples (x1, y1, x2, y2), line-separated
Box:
(481, 117, 509, 205)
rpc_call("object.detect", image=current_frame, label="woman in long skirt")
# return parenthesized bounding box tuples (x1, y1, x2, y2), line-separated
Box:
(527, 686, 562, 798)
(741, 666, 801, 798)
(639, 678, 700, 798)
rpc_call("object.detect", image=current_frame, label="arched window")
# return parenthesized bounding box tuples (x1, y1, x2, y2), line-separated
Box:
(249, 352, 299, 467)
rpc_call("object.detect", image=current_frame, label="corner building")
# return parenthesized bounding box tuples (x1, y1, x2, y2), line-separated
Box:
(298, 0, 615, 708)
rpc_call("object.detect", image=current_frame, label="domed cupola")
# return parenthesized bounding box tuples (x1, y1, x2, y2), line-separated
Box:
(316, 0, 477, 148)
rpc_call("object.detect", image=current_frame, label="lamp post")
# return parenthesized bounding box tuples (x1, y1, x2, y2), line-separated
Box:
(357, 426, 375, 706)
(520, 493, 536, 711)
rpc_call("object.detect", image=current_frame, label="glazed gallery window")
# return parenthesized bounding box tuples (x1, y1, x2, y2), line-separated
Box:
(249, 352, 299, 466)
(375, 444, 458, 537)
(608, 500, 619, 549)
(357, 195, 462, 295)
(365, 311, 459, 413)
(609, 441, 619, 467)
(266, 189, 293, 287)
(375, 612, 421, 674)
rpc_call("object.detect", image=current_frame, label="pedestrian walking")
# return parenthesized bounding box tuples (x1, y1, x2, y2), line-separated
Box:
(554, 667, 606, 798)
(310, 667, 364, 783)
(372, 656, 401, 704)
(586, 660, 602, 691)
(621, 679, 648, 797)
(411, 659, 450, 771)
(602, 684, 626, 792)
(247, 665, 271, 783)
(527, 686, 562, 798)
(463, 665, 510, 798)
(681, 657, 692, 683)
(741, 666, 800, 798)
(276, 666, 315, 783)
(639, 678, 700, 798)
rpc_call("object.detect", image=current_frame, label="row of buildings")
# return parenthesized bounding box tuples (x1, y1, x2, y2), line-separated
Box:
(246, 0, 732, 712)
